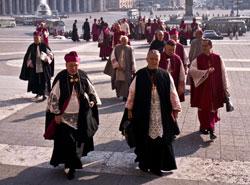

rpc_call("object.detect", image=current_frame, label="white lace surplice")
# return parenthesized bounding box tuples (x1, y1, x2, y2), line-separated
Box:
(148, 89, 163, 139)
(125, 74, 181, 139)
(47, 78, 102, 130)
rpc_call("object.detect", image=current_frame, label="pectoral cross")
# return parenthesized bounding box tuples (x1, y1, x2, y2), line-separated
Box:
(152, 84, 157, 104)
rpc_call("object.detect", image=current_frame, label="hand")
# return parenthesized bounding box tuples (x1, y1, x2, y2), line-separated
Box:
(44, 57, 48, 63)
(117, 66, 123, 71)
(29, 63, 34, 68)
(128, 109, 133, 120)
(184, 66, 188, 75)
(225, 88, 229, 96)
(173, 110, 179, 120)
(55, 115, 61, 124)
(208, 67, 215, 74)
(89, 101, 95, 108)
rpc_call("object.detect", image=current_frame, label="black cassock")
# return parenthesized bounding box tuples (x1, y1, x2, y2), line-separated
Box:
(45, 69, 99, 169)
(19, 42, 54, 96)
(149, 39, 166, 53)
(120, 67, 177, 172)
(83, 21, 91, 41)
(72, 23, 80, 41)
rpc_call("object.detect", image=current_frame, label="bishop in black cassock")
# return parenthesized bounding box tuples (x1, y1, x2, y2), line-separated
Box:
(44, 51, 101, 180)
(121, 50, 182, 176)
(19, 31, 54, 100)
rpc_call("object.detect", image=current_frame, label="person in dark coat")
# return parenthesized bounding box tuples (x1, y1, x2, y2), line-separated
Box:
(122, 50, 181, 176)
(149, 31, 166, 53)
(44, 51, 101, 180)
(72, 20, 80, 42)
(19, 31, 54, 101)
(83, 18, 91, 42)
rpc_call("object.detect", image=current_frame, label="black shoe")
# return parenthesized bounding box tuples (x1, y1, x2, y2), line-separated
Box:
(67, 168, 75, 180)
(33, 94, 41, 99)
(42, 95, 47, 101)
(139, 163, 148, 172)
(209, 131, 217, 140)
(199, 128, 209, 135)
(150, 169, 163, 176)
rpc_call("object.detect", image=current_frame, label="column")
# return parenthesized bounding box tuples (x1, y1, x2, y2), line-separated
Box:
(68, 0, 72, 13)
(84, 0, 87, 12)
(9, 0, 13, 14)
(16, 0, 20, 14)
(88, 0, 92, 12)
(99, 0, 103, 12)
(31, 0, 35, 14)
(59, 0, 64, 12)
(2, 0, 6, 15)
(103, 0, 106, 11)
(23, 0, 27, 14)
(52, 0, 56, 10)
(75, 0, 80, 12)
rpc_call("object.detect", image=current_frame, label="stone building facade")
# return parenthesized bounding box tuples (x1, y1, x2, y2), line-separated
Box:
(0, 0, 106, 15)
(106, 0, 136, 9)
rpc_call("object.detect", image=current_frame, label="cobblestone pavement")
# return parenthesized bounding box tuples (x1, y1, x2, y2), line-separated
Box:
(0, 24, 250, 185)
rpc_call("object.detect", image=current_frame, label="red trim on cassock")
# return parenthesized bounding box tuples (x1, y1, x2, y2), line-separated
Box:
(43, 95, 71, 139)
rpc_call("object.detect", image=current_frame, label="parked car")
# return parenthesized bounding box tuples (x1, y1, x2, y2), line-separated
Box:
(45, 19, 65, 34)
(203, 30, 224, 40)
(0, 18, 16, 27)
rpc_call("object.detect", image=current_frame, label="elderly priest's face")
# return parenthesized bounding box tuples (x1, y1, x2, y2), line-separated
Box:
(66, 62, 79, 75)
(147, 51, 160, 70)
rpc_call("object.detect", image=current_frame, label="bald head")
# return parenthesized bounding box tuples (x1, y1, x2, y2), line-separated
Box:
(156, 31, 164, 41)
(120, 35, 129, 46)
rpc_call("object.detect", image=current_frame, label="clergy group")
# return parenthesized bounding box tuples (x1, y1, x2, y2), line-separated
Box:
(19, 23, 230, 180)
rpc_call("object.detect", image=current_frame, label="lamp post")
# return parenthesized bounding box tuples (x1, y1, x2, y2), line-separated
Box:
(137, 0, 144, 17)
(230, 0, 242, 17)
(236, 0, 242, 17)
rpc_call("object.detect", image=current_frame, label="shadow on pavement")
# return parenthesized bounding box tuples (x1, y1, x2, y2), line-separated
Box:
(93, 80, 110, 86)
(174, 131, 212, 157)
(11, 110, 45, 123)
(0, 97, 32, 108)
(98, 97, 125, 114)
(0, 162, 164, 185)
(94, 139, 132, 153)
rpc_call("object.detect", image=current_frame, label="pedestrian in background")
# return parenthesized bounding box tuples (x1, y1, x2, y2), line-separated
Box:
(36, 22, 49, 46)
(187, 30, 203, 85)
(99, 23, 112, 61)
(149, 31, 166, 53)
(91, 18, 99, 42)
(159, 40, 186, 102)
(19, 31, 54, 101)
(83, 18, 91, 42)
(110, 36, 136, 101)
(72, 20, 80, 42)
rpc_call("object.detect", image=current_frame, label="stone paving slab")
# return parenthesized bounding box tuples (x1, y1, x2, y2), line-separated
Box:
(1, 27, 250, 184)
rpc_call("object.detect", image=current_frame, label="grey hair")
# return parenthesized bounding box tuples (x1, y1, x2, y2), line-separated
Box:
(147, 49, 160, 58)
(157, 30, 164, 35)
(120, 35, 129, 42)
